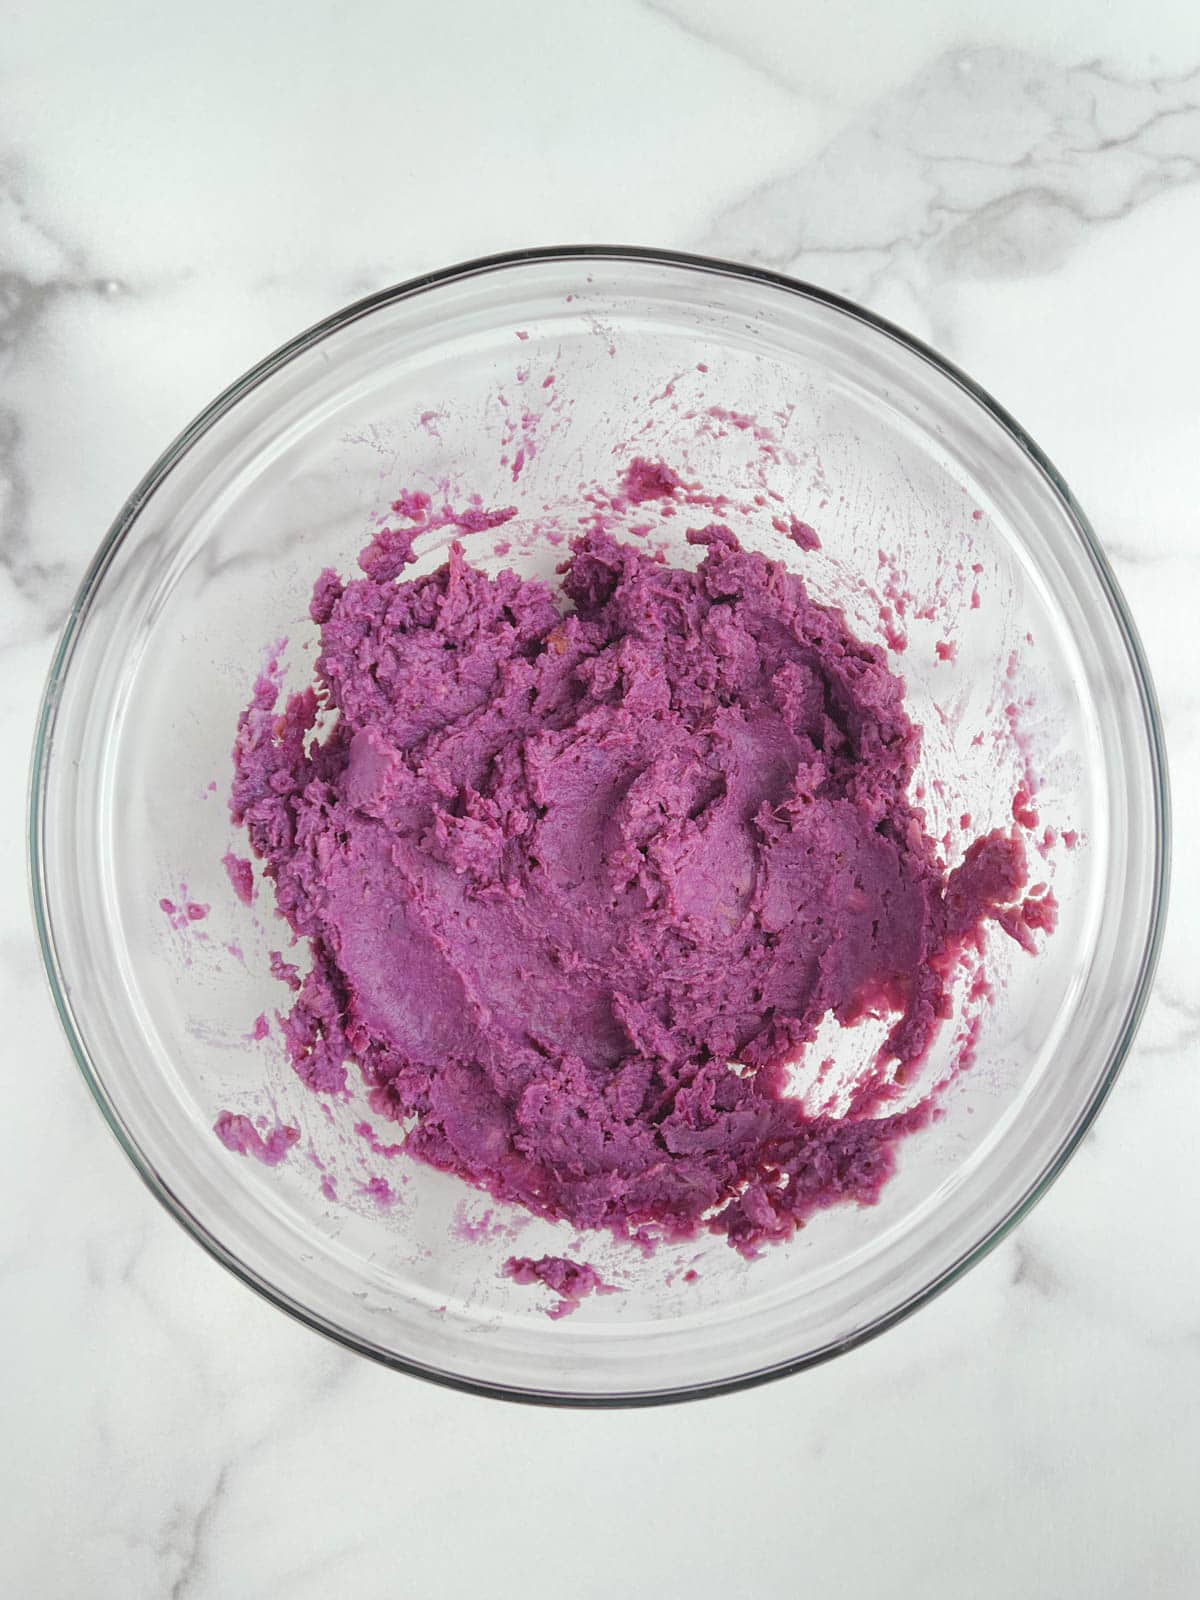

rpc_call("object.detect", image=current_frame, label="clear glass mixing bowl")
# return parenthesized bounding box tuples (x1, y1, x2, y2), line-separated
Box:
(29, 247, 1168, 1404)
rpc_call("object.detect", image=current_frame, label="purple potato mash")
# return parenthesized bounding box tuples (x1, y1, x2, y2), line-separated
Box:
(230, 511, 1031, 1253)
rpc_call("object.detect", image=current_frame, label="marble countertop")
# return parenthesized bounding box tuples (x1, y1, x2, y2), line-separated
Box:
(4, 3, 1197, 1594)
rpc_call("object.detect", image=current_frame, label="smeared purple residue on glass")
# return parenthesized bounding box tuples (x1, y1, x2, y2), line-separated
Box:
(358, 1174, 397, 1207)
(455, 1207, 497, 1243)
(214, 1111, 299, 1167)
(620, 457, 681, 504)
(503, 1255, 618, 1319)
(160, 893, 210, 930)
(223, 852, 255, 905)
(354, 1120, 405, 1159)
(783, 516, 821, 551)
(394, 488, 432, 521)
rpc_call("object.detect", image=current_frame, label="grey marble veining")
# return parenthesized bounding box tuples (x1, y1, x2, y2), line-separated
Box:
(701, 49, 1200, 351)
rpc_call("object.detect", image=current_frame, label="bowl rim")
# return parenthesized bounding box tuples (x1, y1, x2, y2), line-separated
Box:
(27, 243, 1171, 1408)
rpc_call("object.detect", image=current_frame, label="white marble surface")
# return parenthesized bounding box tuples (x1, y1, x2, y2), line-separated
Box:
(3, 2, 1198, 1594)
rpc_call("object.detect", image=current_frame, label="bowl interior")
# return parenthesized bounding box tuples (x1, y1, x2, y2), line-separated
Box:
(34, 252, 1164, 1401)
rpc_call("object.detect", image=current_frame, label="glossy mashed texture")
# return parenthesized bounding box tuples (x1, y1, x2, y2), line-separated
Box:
(232, 521, 1028, 1252)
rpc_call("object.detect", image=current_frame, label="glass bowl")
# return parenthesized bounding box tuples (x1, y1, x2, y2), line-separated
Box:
(30, 247, 1168, 1405)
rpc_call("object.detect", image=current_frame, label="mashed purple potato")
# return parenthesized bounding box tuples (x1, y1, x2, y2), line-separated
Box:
(230, 506, 1031, 1253)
